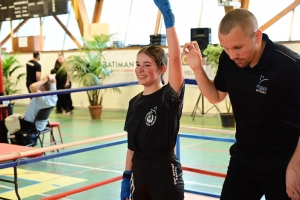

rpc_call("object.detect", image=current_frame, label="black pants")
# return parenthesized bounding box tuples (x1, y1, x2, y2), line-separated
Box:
(58, 81, 73, 112)
(56, 94, 62, 111)
(131, 151, 184, 200)
(61, 93, 73, 112)
(221, 144, 292, 200)
(26, 82, 34, 93)
(0, 120, 8, 143)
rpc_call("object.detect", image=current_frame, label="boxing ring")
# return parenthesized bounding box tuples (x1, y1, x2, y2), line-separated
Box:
(0, 80, 236, 199)
(0, 133, 127, 200)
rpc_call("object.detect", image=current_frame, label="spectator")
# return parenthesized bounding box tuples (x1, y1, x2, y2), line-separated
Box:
(26, 51, 41, 93)
(51, 51, 64, 113)
(0, 75, 57, 144)
(54, 55, 73, 115)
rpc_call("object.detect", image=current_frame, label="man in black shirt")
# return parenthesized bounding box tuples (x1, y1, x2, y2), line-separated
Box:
(184, 8, 300, 200)
(26, 51, 41, 93)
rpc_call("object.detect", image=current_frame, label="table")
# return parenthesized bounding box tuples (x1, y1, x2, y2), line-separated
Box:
(0, 104, 9, 120)
(0, 143, 43, 200)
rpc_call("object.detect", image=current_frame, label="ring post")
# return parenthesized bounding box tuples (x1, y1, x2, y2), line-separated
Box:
(0, 46, 4, 99)
(176, 135, 180, 160)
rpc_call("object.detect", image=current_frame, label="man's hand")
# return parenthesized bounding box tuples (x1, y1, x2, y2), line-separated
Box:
(182, 41, 204, 72)
(286, 138, 300, 200)
(286, 159, 300, 199)
(45, 74, 56, 83)
(48, 74, 55, 80)
(41, 76, 48, 82)
(154, 0, 174, 28)
(286, 168, 300, 200)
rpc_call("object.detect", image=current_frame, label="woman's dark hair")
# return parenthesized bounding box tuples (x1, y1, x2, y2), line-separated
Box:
(138, 46, 167, 85)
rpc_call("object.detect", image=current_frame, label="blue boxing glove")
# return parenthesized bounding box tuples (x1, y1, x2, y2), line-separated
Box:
(120, 170, 132, 200)
(154, 0, 175, 28)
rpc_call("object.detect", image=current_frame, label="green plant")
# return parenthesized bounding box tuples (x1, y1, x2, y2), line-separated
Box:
(58, 34, 119, 106)
(203, 44, 232, 113)
(1, 52, 26, 97)
(203, 44, 223, 71)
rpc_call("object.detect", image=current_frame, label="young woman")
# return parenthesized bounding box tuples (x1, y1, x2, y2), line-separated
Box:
(51, 52, 74, 115)
(57, 55, 73, 115)
(120, 0, 184, 199)
(51, 51, 64, 113)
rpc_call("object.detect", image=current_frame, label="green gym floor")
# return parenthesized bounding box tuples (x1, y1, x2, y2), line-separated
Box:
(0, 106, 236, 200)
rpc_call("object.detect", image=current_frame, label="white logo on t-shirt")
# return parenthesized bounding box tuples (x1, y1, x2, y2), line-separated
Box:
(256, 75, 269, 94)
(27, 62, 34, 66)
(145, 106, 157, 126)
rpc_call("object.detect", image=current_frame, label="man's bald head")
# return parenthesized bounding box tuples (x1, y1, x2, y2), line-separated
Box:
(219, 8, 258, 37)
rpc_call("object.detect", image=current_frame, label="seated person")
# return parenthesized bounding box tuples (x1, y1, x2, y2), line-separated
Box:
(0, 74, 57, 144)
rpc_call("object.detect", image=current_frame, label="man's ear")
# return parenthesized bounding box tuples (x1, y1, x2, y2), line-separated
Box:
(255, 29, 263, 44)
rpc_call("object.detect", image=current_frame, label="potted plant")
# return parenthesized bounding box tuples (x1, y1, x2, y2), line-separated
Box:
(58, 34, 118, 119)
(203, 44, 235, 128)
(1, 52, 26, 114)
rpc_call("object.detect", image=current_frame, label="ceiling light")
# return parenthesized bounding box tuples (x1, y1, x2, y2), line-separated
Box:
(218, 0, 241, 7)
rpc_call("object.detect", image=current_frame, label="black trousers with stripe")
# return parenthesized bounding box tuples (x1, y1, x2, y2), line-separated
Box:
(131, 151, 184, 200)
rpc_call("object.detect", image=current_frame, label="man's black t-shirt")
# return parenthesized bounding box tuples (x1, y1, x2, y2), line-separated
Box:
(26, 60, 41, 84)
(214, 33, 300, 156)
(124, 83, 185, 152)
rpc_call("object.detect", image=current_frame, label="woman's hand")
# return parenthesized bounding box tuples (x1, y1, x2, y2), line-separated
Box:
(64, 82, 70, 88)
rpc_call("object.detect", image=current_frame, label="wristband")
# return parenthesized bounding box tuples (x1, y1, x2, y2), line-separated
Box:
(123, 170, 132, 179)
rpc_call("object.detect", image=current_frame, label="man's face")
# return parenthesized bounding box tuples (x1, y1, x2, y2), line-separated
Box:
(37, 53, 41, 61)
(218, 26, 259, 68)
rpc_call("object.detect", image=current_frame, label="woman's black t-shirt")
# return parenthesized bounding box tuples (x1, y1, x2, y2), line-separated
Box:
(124, 83, 185, 152)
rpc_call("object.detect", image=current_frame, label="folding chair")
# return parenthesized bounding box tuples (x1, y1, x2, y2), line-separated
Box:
(10, 107, 59, 154)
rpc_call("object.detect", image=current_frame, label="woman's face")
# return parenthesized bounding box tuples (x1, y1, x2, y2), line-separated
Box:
(58, 55, 65, 64)
(135, 53, 164, 87)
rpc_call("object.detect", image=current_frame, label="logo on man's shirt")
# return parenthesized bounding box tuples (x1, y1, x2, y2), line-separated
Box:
(27, 62, 34, 66)
(256, 75, 269, 94)
(145, 106, 157, 126)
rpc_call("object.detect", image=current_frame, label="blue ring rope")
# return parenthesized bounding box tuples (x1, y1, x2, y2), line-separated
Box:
(0, 81, 139, 101)
(0, 139, 127, 170)
(0, 132, 235, 170)
(0, 79, 198, 101)
(184, 78, 197, 85)
(179, 133, 236, 143)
